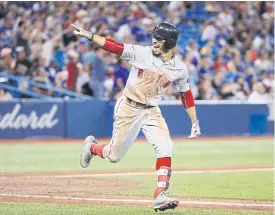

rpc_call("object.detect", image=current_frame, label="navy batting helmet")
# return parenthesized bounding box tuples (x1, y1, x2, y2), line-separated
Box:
(152, 22, 179, 49)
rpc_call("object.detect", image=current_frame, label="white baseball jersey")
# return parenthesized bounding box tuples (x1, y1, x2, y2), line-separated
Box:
(120, 44, 190, 106)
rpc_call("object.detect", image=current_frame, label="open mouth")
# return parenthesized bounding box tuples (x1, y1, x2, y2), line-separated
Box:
(153, 44, 161, 49)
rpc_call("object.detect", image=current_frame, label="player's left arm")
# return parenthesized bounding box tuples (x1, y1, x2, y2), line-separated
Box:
(175, 77, 201, 139)
(71, 24, 124, 55)
(71, 24, 147, 66)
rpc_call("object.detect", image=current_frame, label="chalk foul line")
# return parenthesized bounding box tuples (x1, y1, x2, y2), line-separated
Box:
(0, 193, 273, 208)
(6, 167, 273, 179)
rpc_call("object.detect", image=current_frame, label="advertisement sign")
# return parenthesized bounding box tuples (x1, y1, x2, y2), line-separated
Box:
(0, 101, 64, 139)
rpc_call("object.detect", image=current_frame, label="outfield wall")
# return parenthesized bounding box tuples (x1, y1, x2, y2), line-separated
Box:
(0, 100, 273, 139)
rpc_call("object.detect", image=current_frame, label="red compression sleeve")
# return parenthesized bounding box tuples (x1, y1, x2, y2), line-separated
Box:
(102, 38, 124, 55)
(180, 90, 195, 109)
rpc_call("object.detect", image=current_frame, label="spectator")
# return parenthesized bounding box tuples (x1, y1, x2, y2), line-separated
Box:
(235, 76, 250, 97)
(55, 69, 68, 90)
(186, 40, 200, 67)
(66, 50, 79, 91)
(76, 63, 90, 94)
(16, 21, 31, 56)
(14, 46, 32, 76)
(0, 2, 272, 101)
(213, 55, 225, 71)
(211, 69, 225, 99)
(29, 34, 43, 62)
(0, 77, 12, 100)
(224, 61, 239, 83)
(197, 55, 212, 76)
(183, 52, 197, 77)
(115, 20, 132, 42)
(62, 23, 77, 47)
(248, 82, 272, 102)
(46, 59, 60, 84)
(216, 7, 234, 32)
(201, 18, 218, 41)
(104, 66, 115, 98)
(200, 40, 215, 57)
(0, 48, 15, 73)
(88, 47, 107, 99)
(53, 45, 65, 71)
(111, 59, 129, 101)
(254, 51, 272, 72)
(32, 67, 53, 96)
(197, 76, 218, 100)
(78, 38, 96, 66)
(0, 88, 12, 100)
(166, 1, 185, 25)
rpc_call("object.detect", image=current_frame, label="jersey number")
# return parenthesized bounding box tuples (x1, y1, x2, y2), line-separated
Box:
(137, 69, 144, 78)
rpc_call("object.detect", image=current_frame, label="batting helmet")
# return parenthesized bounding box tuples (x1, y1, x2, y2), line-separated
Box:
(152, 22, 179, 49)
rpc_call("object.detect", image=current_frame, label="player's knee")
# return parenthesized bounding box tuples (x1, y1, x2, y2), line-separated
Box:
(108, 155, 121, 163)
(155, 141, 174, 158)
(103, 143, 123, 163)
(108, 148, 122, 163)
(109, 158, 121, 163)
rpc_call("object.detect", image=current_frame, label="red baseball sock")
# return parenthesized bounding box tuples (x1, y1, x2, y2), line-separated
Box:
(154, 157, 171, 198)
(156, 157, 171, 170)
(90, 144, 106, 158)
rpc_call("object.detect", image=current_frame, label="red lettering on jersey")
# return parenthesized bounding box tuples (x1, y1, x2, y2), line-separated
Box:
(137, 69, 144, 78)
(158, 75, 171, 88)
(162, 81, 171, 88)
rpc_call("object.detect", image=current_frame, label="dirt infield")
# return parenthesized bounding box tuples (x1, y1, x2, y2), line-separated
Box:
(0, 167, 274, 211)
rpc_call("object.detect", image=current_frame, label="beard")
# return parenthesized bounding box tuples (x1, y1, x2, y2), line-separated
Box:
(152, 46, 169, 57)
(153, 51, 161, 57)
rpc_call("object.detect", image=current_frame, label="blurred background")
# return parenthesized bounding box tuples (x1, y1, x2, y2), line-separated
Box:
(0, 1, 274, 101)
(0, 1, 273, 139)
(0, 4, 273, 213)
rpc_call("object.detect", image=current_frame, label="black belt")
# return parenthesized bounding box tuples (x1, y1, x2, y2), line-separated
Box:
(126, 97, 154, 109)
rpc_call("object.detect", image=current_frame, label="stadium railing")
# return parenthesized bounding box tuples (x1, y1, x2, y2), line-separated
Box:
(0, 72, 93, 100)
(0, 83, 52, 99)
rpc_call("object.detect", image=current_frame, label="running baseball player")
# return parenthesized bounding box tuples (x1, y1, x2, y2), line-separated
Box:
(71, 22, 201, 212)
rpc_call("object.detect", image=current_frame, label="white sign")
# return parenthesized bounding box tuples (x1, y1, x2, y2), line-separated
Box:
(0, 104, 59, 129)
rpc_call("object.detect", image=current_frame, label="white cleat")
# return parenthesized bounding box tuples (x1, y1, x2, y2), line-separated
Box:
(154, 191, 179, 212)
(80, 135, 97, 168)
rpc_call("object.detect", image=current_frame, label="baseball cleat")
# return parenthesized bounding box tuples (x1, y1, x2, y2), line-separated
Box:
(80, 135, 97, 168)
(154, 191, 179, 212)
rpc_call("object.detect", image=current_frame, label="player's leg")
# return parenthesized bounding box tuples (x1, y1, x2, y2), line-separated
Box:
(80, 96, 144, 167)
(142, 107, 178, 211)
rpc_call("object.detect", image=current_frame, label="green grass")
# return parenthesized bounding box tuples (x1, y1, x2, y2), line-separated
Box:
(0, 139, 273, 173)
(0, 203, 273, 215)
(0, 139, 273, 214)
(105, 172, 273, 200)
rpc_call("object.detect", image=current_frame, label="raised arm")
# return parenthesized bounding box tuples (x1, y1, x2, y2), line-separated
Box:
(71, 24, 124, 55)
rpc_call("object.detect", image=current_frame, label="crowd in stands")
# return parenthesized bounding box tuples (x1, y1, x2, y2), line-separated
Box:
(0, 1, 274, 102)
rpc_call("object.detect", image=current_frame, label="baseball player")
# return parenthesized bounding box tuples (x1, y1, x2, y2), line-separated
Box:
(72, 22, 201, 212)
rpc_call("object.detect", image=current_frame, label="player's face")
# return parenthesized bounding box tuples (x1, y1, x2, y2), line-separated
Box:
(152, 36, 165, 56)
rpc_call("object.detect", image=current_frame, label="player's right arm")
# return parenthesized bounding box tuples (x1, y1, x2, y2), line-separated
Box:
(71, 24, 146, 66)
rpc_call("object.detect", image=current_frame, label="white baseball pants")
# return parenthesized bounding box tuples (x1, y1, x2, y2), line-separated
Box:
(102, 96, 174, 162)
